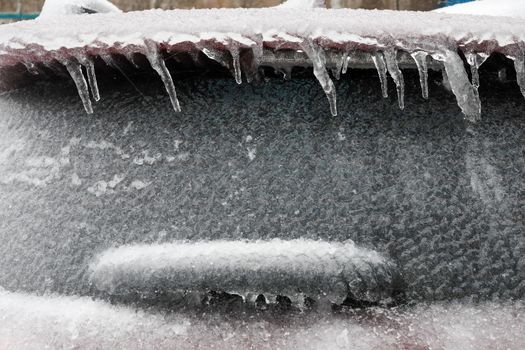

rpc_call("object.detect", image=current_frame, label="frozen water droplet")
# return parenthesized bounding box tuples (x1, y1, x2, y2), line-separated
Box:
(508, 52, 525, 98)
(465, 52, 488, 90)
(145, 41, 181, 112)
(64, 60, 93, 114)
(76, 55, 100, 102)
(300, 40, 337, 116)
(411, 51, 429, 99)
(372, 52, 388, 98)
(384, 50, 405, 110)
(434, 50, 481, 122)
(229, 44, 242, 85)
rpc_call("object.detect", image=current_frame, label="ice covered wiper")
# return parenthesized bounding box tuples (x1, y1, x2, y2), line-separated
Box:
(90, 239, 401, 307)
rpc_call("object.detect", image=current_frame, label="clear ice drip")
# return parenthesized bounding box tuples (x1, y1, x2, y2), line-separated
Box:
(251, 35, 264, 67)
(246, 35, 264, 83)
(465, 52, 489, 90)
(330, 51, 347, 80)
(201, 46, 241, 82)
(341, 51, 350, 75)
(201, 47, 230, 68)
(435, 50, 481, 122)
(64, 60, 93, 114)
(411, 51, 429, 99)
(509, 52, 525, 98)
(229, 44, 242, 84)
(76, 55, 100, 102)
(145, 42, 181, 112)
(384, 50, 405, 110)
(372, 52, 388, 98)
(300, 40, 338, 116)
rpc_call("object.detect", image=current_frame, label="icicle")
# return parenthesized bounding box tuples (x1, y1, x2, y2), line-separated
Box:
(145, 41, 181, 112)
(64, 60, 93, 114)
(85, 58, 100, 102)
(434, 50, 481, 122)
(300, 40, 338, 116)
(384, 50, 405, 110)
(371, 52, 388, 98)
(329, 51, 346, 80)
(76, 56, 100, 102)
(341, 51, 350, 75)
(201, 48, 230, 68)
(465, 52, 489, 90)
(229, 44, 242, 85)
(441, 67, 452, 92)
(251, 35, 264, 67)
(411, 51, 429, 99)
(246, 35, 263, 83)
(508, 51, 525, 98)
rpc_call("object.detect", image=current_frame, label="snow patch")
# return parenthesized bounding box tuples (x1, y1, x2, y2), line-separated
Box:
(0, 290, 523, 350)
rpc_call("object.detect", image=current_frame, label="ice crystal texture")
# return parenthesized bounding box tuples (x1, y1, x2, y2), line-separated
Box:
(1, 7, 525, 120)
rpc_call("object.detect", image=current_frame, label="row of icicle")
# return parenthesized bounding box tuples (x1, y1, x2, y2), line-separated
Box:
(42, 39, 525, 122)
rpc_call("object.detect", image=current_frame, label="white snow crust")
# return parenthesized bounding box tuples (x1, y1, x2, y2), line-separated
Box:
(1, 290, 524, 350)
(0, 8, 523, 52)
(435, 0, 525, 19)
(90, 239, 396, 303)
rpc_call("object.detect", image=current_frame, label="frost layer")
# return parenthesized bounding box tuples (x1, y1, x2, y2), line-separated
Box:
(1, 8, 525, 120)
(90, 239, 398, 303)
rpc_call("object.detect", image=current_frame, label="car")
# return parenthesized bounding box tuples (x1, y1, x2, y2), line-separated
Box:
(0, 0, 524, 348)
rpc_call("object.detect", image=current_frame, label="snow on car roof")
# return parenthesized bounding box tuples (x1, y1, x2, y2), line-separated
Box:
(0, 8, 524, 121)
(1, 8, 523, 53)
